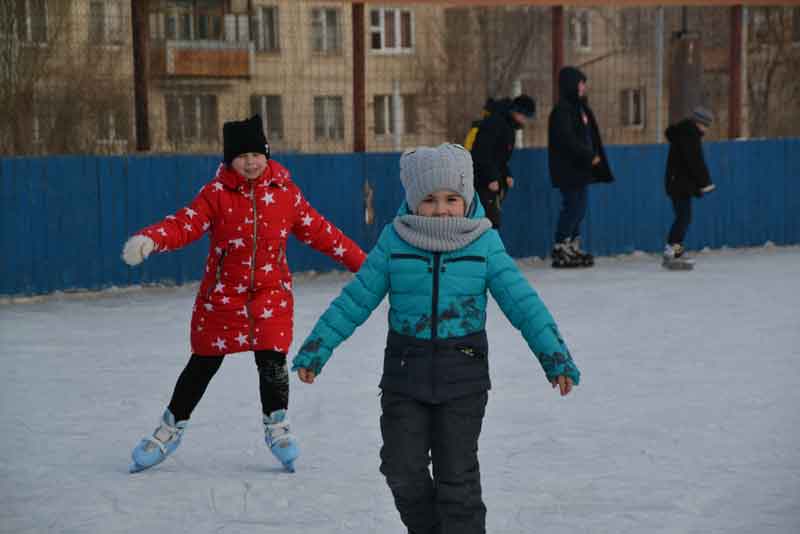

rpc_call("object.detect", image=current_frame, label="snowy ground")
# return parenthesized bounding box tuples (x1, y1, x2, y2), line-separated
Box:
(1, 247, 799, 534)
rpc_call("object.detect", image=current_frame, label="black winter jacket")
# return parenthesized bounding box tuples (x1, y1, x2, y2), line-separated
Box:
(664, 119, 713, 199)
(470, 104, 518, 192)
(547, 67, 614, 189)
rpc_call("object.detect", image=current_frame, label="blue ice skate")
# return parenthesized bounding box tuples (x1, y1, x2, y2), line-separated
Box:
(129, 409, 187, 473)
(264, 409, 299, 473)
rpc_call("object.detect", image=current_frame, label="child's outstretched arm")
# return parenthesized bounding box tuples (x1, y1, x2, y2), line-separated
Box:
(292, 227, 392, 382)
(290, 185, 366, 273)
(122, 183, 215, 265)
(484, 232, 580, 392)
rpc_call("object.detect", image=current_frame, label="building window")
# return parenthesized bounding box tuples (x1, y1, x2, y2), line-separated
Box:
(89, 1, 123, 44)
(97, 110, 129, 143)
(374, 94, 418, 135)
(166, 94, 218, 142)
(253, 6, 279, 51)
(313, 96, 344, 140)
(570, 10, 591, 51)
(620, 88, 645, 127)
(251, 95, 284, 140)
(17, 0, 48, 43)
(619, 9, 644, 50)
(224, 13, 248, 42)
(311, 8, 341, 54)
(370, 8, 414, 52)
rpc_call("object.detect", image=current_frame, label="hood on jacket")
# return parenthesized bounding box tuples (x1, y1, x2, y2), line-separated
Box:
(216, 159, 288, 191)
(665, 119, 703, 142)
(558, 66, 587, 105)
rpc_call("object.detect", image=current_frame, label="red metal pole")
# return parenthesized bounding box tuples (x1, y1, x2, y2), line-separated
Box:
(352, 2, 366, 153)
(552, 6, 564, 106)
(728, 5, 743, 139)
(132, 0, 151, 151)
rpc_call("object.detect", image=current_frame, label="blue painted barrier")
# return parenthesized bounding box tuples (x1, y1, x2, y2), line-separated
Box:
(1, 139, 798, 297)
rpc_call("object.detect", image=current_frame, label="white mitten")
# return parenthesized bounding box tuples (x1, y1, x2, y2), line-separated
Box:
(122, 235, 155, 266)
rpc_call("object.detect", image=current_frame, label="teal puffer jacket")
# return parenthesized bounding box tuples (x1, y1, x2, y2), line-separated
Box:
(292, 201, 580, 385)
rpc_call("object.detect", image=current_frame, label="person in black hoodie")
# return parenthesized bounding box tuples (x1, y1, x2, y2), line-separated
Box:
(547, 66, 614, 268)
(470, 94, 536, 229)
(662, 106, 716, 269)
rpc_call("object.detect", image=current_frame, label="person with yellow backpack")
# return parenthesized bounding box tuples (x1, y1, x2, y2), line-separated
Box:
(465, 95, 536, 229)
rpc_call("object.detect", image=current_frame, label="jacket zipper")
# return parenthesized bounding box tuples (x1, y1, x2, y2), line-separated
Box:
(431, 252, 441, 400)
(247, 183, 258, 348)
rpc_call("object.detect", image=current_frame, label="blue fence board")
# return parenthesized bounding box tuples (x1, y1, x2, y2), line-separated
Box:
(1, 139, 798, 297)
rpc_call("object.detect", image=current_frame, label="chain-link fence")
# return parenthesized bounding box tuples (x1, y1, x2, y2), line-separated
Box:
(2, 1, 799, 157)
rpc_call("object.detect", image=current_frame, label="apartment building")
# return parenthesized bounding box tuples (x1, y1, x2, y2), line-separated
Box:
(4, 2, 798, 156)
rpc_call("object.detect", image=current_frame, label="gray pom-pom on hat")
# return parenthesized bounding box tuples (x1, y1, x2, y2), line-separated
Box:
(399, 143, 474, 211)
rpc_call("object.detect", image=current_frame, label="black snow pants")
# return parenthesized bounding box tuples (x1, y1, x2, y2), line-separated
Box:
(379, 390, 488, 534)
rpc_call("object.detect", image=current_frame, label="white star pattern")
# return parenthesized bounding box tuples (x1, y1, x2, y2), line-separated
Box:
(273, 345, 282, 352)
(184, 207, 197, 219)
(202, 222, 210, 231)
(229, 238, 245, 248)
(204, 303, 214, 311)
(183, 223, 193, 232)
(244, 217, 253, 224)
(166, 215, 176, 220)
(261, 308, 273, 319)
(294, 192, 302, 206)
(158, 228, 167, 236)
(236, 332, 248, 346)
(334, 245, 346, 257)
(325, 223, 332, 234)
(301, 214, 313, 226)
(279, 300, 288, 308)
(261, 263, 273, 274)
(235, 284, 247, 294)
(214, 282, 225, 293)
(221, 296, 230, 304)
(237, 307, 248, 317)
(212, 338, 227, 351)
(280, 229, 288, 238)
(212, 182, 224, 191)
(215, 247, 223, 255)
(262, 192, 275, 205)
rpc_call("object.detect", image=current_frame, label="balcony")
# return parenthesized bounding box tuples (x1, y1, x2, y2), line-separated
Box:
(150, 40, 254, 79)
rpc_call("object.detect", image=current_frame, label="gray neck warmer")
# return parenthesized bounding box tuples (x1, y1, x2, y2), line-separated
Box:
(393, 214, 492, 252)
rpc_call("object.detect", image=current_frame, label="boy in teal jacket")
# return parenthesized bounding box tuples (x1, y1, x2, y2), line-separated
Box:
(292, 143, 579, 534)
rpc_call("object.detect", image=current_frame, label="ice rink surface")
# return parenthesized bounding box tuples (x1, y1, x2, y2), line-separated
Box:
(1, 247, 798, 534)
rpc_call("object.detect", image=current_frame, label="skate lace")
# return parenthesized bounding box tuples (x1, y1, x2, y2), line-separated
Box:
(143, 421, 183, 454)
(264, 419, 294, 448)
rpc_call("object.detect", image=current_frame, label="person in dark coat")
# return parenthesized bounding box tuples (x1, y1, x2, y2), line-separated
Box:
(662, 106, 716, 268)
(547, 66, 614, 268)
(470, 94, 536, 229)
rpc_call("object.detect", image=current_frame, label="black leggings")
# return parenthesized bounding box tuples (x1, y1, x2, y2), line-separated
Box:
(167, 351, 289, 422)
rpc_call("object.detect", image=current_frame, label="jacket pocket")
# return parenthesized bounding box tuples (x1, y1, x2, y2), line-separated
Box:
(206, 248, 228, 298)
(444, 256, 485, 264)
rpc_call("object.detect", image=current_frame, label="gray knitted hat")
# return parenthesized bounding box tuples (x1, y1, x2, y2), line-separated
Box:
(691, 106, 713, 127)
(399, 143, 474, 211)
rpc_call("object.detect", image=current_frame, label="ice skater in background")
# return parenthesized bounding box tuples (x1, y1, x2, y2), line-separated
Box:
(663, 106, 717, 270)
(292, 143, 580, 534)
(121, 115, 366, 473)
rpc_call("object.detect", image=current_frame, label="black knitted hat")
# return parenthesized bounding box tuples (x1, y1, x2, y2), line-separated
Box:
(223, 115, 270, 165)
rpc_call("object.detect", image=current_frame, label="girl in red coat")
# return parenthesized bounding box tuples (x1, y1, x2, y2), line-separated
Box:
(123, 115, 366, 473)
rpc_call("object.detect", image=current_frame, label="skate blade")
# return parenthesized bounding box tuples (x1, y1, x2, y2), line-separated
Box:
(662, 261, 694, 271)
(129, 461, 151, 473)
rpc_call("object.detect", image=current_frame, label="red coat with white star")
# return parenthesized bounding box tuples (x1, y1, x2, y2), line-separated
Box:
(136, 160, 366, 356)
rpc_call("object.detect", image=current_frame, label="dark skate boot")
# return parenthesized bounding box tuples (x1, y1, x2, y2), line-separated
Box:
(551, 241, 582, 268)
(568, 237, 594, 267)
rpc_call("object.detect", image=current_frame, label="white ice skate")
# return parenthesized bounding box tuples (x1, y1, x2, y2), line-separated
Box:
(264, 409, 299, 473)
(129, 409, 187, 473)
(662, 244, 694, 271)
